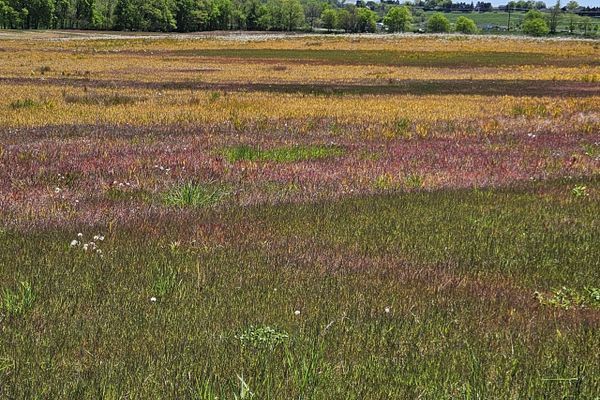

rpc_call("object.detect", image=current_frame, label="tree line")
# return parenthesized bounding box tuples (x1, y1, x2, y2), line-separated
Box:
(0, 0, 596, 36)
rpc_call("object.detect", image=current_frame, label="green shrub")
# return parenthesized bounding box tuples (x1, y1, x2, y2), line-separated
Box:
(427, 12, 450, 33)
(383, 6, 413, 33)
(455, 16, 478, 34)
(522, 18, 550, 36)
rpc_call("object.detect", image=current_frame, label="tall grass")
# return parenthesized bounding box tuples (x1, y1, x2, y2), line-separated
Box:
(222, 145, 344, 163)
(0, 180, 597, 398)
(163, 183, 229, 208)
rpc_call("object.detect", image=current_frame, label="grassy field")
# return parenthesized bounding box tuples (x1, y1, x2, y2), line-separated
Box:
(0, 33, 599, 398)
(422, 11, 600, 33)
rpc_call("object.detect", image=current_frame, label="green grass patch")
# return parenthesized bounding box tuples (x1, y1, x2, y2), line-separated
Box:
(222, 144, 344, 163)
(63, 93, 144, 106)
(0, 178, 598, 397)
(0, 281, 35, 318)
(535, 286, 600, 310)
(163, 182, 229, 208)
(9, 98, 48, 110)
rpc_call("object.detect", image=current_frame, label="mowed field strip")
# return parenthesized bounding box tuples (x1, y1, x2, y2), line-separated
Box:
(0, 33, 599, 398)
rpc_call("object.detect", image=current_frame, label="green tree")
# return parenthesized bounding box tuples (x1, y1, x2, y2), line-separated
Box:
(258, 0, 303, 31)
(524, 8, 545, 21)
(54, 0, 72, 28)
(320, 7, 336, 31)
(303, 0, 321, 30)
(114, 0, 139, 29)
(455, 15, 477, 33)
(522, 16, 549, 35)
(76, 0, 103, 29)
(141, 0, 176, 31)
(548, 0, 561, 33)
(566, 0, 578, 33)
(0, 1, 15, 28)
(355, 7, 376, 33)
(578, 16, 592, 36)
(336, 7, 353, 32)
(24, 0, 55, 28)
(427, 12, 449, 33)
(383, 6, 412, 33)
(175, 0, 197, 32)
(243, 0, 261, 29)
(281, 0, 303, 31)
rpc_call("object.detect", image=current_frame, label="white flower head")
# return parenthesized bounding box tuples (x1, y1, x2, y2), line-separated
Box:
(294, 310, 301, 316)
(150, 297, 157, 302)
(82, 244, 89, 251)
(77, 232, 83, 238)
(70, 240, 79, 247)
(385, 307, 391, 314)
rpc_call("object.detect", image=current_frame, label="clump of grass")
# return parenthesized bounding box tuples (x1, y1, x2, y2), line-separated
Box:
(510, 102, 549, 118)
(393, 117, 412, 138)
(535, 287, 600, 310)
(207, 91, 221, 104)
(9, 98, 44, 110)
(150, 265, 180, 299)
(0, 281, 35, 318)
(373, 173, 396, 191)
(223, 145, 344, 163)
(582, 143, 599, 160)
(404, 173, 424, 189)
(571, 184, 589, 198)
(237, 326, 289, 350)
(373, 173, 424, 191)
(63, 93, 143, 106)
(163, 182, 229, 208)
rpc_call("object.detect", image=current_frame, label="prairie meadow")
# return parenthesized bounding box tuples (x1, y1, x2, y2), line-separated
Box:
(0, 33, 599, 398)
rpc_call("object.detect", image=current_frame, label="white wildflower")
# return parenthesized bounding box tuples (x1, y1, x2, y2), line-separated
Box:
(70, 240, 79, 247)
(150, 297, 157, 302)
(294, 310, 301, 316)
(385, 307, 391, 314)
